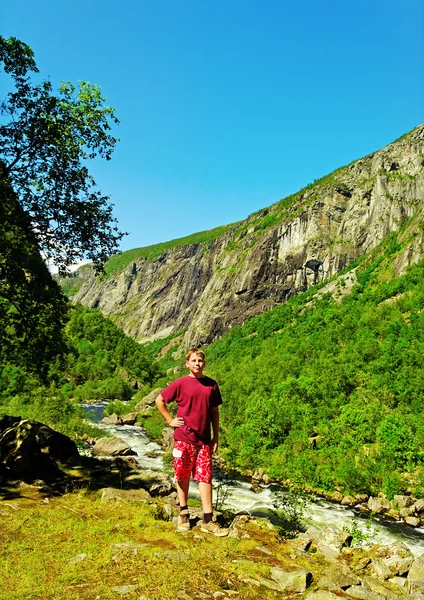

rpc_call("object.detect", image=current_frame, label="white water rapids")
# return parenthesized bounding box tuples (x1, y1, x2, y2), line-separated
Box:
(84, 402, 424, 556)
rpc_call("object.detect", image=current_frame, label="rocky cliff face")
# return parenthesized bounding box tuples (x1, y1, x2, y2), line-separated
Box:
(72, 125, 424, 347)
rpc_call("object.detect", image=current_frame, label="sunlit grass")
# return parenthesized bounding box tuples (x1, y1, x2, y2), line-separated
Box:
(0, 489, 299, 600)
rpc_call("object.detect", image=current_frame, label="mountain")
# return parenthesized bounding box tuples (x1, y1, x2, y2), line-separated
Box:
(67, 125, 424, 347)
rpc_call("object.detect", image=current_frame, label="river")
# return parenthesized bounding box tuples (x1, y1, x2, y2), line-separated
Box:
(84, 402, 424, 556)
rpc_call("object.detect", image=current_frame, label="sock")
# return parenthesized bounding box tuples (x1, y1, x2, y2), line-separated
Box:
(203, 512, 213, 524)
(180, 505, 188, 512)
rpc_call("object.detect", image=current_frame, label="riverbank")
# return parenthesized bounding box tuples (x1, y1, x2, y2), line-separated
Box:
(3, 479, 424, 600)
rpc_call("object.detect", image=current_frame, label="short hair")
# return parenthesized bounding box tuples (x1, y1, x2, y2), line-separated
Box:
(185, 348, 205, 361)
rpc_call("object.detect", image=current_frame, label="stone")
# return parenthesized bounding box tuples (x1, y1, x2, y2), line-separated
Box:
(110, 542, 148, 561)
(373, 541, 414, 575)
(316, 575, 343, 592)
(355, 494, 370, 504)
(154, 551, 190, 562)
(404, 515, 421, 526)
(362, 575, 402, 599)
(270, 567, 312, 593)
(370, 559, 392, 580)
(399, 507, 414, 518)
(408, 553, 424, 581)
(305, 591, 341, 599)
(92, 436, 137, 456)
(368, 496, 391, 514)
(354, 557, 372, 572)
(341, 495, 358, 506)
(393, 495, 414, 509)
(134, 389, 162, 412)
(68, 553, 87, 565)
(291, 532, 313, 551)
(412, 499, 424, 513)
(346, 585, 385, 599)
(320, 563, 361, 588)
(316, 526, 352, 559)
(100, 414, 123, 425)
(120, 412, 138, 425)
(0, 418, 80, 479)
(111, 585, 138, 595)
(162, 427, 174, 452)
(100, 487, 152, 504)
(387, 576, 408, 588)
(124, 471, 174, 496)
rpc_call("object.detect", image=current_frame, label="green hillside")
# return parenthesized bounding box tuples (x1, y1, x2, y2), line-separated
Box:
(201, 225, 424, 498)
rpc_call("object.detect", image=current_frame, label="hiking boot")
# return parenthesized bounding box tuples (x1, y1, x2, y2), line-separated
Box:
(200, 520, 229, 537)
(176, 509, 190, 532)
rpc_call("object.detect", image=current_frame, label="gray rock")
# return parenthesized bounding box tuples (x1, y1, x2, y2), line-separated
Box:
(316, 575, 343, 593)
(408, 553, 424, 582)
(373, 541, 414, 576)
(111, 585, 138, 595)
(120, 412, 138, 425)
(404, 515, 421, 527)
(370, 559, 392, 580)
(305, 591, 341, 599)
(291, 532, 313, 551)
(317, 526, 353, 550)
(92, 436, 137, 456)
(110, 542, 148, 561)
(0, 418, 80, 479)
(100, 487, 152, 504)
(317, 545, 341, 561)
(162, 427, 174, 452)
(134, 389, 162, 412)
(399, 507, 414, 518)
(154, 550, 190, 562)
(368, 496, 391, 514)
(393, 495, 415, 509)
(412, 499, 424, 513)
(387, 576, 408, 588)
(124, 471, 174, 496)
(68, 553, 87, 565)
(346, 585, 385, 599)
(363, 575, 404, 599)
(341, 495, 358, 506)
(100, 413, 123, 425)
(270, 567, 312, 593)
(320, 563, 361, 588)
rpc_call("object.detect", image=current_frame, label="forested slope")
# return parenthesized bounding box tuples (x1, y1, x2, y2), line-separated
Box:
(0, 305, 166, 437)
(203, 224, 424, 498)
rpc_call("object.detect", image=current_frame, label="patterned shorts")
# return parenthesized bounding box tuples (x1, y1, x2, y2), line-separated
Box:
(172, 440, 213, 484)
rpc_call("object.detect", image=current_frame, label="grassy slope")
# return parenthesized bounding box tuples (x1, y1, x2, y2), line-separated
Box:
(0, 487, 326, 600)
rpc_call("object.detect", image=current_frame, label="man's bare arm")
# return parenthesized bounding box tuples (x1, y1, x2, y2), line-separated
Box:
(155, 394, 184, 428)
(211, 406, 219, 453)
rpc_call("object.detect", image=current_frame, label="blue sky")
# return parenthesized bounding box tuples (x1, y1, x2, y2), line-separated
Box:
(3, 0, 423, 253)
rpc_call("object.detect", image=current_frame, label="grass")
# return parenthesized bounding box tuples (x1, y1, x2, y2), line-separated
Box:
(0, 486, 317, 600)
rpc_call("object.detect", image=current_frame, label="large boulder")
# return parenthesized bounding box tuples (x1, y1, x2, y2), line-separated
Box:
(134, 389, 162, 413)
(367, 496, 391, 514)
(0, 417, 79, 479)
(120, 412, 138, 425)
(92, 436, 137, 457)
(123, 471, 174, 496)
(372, 541, 414, 576)
(100, 414, 122, 425)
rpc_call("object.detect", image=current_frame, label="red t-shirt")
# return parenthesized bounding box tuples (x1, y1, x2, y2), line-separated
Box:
(161, 375, 222, 445)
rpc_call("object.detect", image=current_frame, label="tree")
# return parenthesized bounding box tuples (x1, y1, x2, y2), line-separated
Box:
(0, 36, 125, 274)
(0, 168, 68, 374)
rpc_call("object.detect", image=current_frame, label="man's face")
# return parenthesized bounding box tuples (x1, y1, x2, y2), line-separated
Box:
(186, 353, 205, 377)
